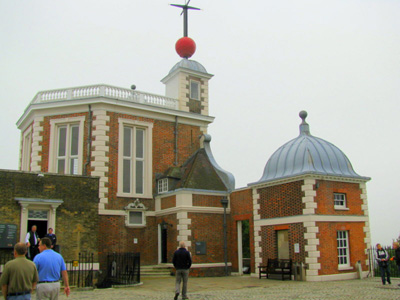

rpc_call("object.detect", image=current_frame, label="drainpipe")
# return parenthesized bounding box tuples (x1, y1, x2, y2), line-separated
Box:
(221, 197, 229, 276)
(83, 105, 92, 176)
(174, 116, 178, 166)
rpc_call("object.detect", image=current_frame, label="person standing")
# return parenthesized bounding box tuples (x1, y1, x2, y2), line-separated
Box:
(25, 225, 40, 261)
(44, 228, 57, 251)
(172, 241, 192, 300)
(33, 237, 70, 299)
(391, 242, 400, 286)
(0, 242, 38, 300)
(375, 243, 391, 285)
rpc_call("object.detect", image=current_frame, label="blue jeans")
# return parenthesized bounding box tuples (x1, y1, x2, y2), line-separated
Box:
(7, 294, 31, 300)
(379, 265, 391, 284)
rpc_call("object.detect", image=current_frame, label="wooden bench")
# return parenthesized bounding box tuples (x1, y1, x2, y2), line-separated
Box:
(258, 259, 292, 280)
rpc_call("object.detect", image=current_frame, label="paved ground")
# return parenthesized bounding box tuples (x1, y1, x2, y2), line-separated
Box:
(54, 276, 400, 300)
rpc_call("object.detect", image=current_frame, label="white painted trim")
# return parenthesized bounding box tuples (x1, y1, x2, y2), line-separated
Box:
(255, 214, 369, 226)
(306, 271, 368, 282)
(162, 263, 231, 269)
(156, 206, 230, 216)
(117, 118, 153, 198)
(48, 116, 85, 175)
(66, 263, 100, 271)
(237, 221, 243, 275)
(249, 174, 370, 189)
(18, 98, 214, 130)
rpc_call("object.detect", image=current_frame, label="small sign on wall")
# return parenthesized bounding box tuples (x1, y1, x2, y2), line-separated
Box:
(294, 243, 300, 253)
(195, 241, 206, 255)
(133, 238, 138, 244)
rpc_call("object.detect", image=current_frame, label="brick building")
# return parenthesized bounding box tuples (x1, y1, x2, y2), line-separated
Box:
(12, 42, 371, 281)
(0, 169, 99, 263)
(229, 111, 371, 281)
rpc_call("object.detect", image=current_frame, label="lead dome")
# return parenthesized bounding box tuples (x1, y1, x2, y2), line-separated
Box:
(256, 111, 369, 184)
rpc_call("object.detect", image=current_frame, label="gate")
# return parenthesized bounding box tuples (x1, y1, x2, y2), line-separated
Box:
(368, 246, 399, 278)
(105, 252, 140, 286)
(66, 252, 94, 288)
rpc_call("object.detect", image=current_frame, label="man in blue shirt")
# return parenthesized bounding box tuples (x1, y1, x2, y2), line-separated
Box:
(33, 237, 70, 299)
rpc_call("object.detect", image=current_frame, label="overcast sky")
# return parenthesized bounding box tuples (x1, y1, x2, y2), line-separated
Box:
(1, 1, 399, 247)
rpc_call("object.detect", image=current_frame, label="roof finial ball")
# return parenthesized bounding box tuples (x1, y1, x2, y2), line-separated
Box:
(299, 110, 310, 135)
(299, 110, 308, 123)
(176, 37, 196, 58)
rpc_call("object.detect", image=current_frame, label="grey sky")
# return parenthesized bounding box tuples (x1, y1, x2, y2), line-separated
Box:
(0, 0, 399, 247)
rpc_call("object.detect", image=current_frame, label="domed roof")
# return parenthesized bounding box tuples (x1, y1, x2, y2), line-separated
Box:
(169, 58, 208, 75)
(255, 111, 369, 184)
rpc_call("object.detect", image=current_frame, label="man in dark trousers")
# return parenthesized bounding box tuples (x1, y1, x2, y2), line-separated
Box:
(44, 228, 57, 251)
(25, 225, 40, 261)
(172, 241, 192, 300)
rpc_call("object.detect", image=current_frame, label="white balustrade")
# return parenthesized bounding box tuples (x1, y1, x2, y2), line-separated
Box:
(30, 84, 178, 110)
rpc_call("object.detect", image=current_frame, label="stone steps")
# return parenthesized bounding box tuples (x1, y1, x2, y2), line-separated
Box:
(141, 265, 173, 278)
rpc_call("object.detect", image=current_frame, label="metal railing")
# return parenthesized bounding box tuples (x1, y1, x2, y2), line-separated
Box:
(368, 246, 399, 278)
(103, 252, 140, 287)
(0, 251, 13, 273)
(66, 252, 94, 288)
(30, 84, 179, 110)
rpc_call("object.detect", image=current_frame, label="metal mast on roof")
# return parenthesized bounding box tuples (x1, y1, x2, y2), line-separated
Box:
(170, 0, 200, 37)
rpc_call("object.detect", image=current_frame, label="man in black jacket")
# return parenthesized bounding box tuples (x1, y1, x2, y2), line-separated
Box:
(25, 225, 40, 261)
(172, 241, 192, 300)
(391, 242, 400, 286)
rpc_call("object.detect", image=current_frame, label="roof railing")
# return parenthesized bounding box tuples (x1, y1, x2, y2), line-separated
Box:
(30, 84, 179, 110)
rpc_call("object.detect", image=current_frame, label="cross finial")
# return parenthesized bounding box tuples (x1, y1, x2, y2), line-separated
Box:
(170, 1, 200, 37)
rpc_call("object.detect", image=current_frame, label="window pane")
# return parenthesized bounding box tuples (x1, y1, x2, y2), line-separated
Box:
(58, 127, 67, 156)
(136, 129, 144, 158)
(190, 81, 199, 100)
(123, 159, 131, 193)
(136, 160, 143, 194)
(57, 159, 65, 174)
(70, 158, 78, 175)
(123, 127, 132, 157)
(129, 211, 142, 224)
(70, 125, 79, 156)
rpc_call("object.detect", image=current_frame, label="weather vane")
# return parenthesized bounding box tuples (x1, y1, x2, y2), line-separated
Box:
(170, 0, 200, 37)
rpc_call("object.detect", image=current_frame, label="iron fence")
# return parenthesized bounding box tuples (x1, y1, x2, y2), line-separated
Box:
(103, 252, 140, 287)
(65, 252, 94, 288)
(0, 251, 13, 273)
(368, 246, 399, 278)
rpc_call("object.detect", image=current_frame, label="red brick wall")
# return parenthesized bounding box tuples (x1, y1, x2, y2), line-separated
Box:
(161, 195, 176, 210)
(259, 223, 306, 264)
(258, 181, 304, 219)
(189, 212, 226, 264)
(315, 180, 363, 215)
(317, 222, 368, 275)
(229, 188, 254, 273)
(193, 194, 223, 207)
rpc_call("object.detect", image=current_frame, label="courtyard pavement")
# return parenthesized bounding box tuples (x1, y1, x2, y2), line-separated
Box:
(54, 276, 400, 300)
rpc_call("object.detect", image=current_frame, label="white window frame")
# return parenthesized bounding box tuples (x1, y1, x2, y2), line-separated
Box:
(21, 126, 33, 171)
(158, 178, 168, 194)
(190, 80, 200, 100)
(117, 119, 153, 198)
(48, 117, 85, 175)
(334, 193, 349, 210)
(337, 230, 351, 269)
(124, 199, 147, 228)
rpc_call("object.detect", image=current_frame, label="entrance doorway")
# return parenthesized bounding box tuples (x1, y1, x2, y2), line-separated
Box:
(237, 220, 250, 274)
(277, 230, 289, 259)
(161, 226, 168, 263)
(27, 209, 49, 239)
(27, 220, 47, 239)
